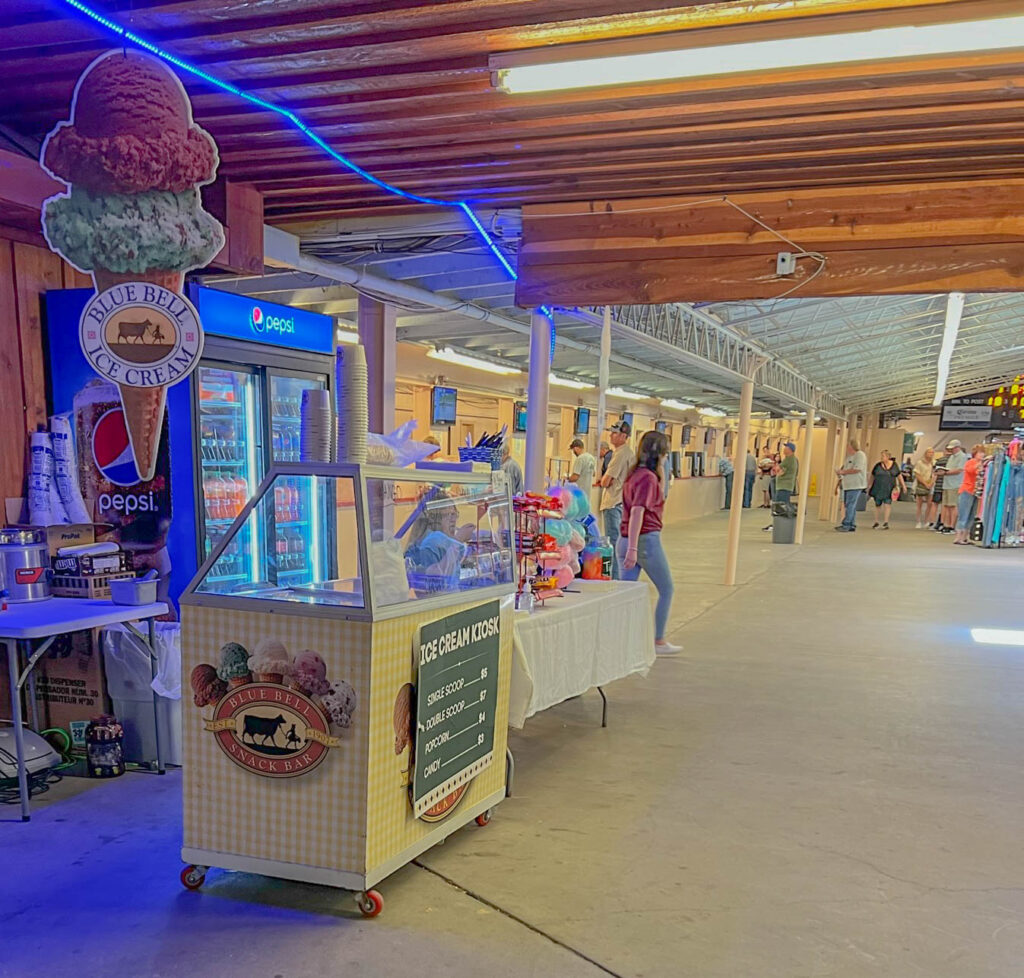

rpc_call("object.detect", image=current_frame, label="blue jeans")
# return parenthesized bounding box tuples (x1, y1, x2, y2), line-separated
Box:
(956, 492, 977, 531)
(841, 489, 861, 528)
(602, 504, 623, 579)
(616, 531, 674, 641)
(743, 472, 755, 508)
(722, 471, 734, 508)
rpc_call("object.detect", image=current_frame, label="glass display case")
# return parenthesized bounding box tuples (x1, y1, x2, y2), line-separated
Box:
(185, 463, 515, 620)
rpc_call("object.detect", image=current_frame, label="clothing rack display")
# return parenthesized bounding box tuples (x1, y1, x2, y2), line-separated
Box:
(974, 444, 1024, 548)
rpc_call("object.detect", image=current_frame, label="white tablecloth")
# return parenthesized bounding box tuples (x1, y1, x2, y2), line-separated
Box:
(509, 580, 655, 728)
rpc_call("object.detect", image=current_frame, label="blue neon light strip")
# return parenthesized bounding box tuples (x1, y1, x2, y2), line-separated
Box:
(58, 0, 520, 288)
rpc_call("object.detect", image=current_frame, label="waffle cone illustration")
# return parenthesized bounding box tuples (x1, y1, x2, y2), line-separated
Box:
(117, 383, 167, 484)
(93, 268, 185, 294)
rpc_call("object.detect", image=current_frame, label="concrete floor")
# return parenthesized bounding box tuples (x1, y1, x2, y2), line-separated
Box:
(5, 503, 1024, 977)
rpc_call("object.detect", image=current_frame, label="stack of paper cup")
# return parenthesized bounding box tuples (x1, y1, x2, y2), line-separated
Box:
(300, 388, 335, 463)
(336, 344, 368, 463)
(28, 430, 70, 526)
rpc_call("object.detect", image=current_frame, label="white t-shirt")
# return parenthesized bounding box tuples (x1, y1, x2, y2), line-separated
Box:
(841, 451, 868, 490)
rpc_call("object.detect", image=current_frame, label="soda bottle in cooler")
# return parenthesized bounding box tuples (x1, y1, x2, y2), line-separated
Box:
(289, 480, 301, 522)
(271, 425, 282, 460)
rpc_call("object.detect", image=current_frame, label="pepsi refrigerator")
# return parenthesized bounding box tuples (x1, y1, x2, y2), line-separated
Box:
(45, 284, 336, 613)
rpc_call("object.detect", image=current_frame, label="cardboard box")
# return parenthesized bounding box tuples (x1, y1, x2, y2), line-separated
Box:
(52, 550, 131, 577)
(0, 629, 111, 733)
(4, 498, 98, 556)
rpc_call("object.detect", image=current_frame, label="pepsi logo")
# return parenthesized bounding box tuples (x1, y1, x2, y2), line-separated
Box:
(92, 407, 141, 487)
(251, 306, 265, 333)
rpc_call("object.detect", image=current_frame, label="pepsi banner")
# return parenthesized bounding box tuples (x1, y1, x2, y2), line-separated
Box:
(46, 289, 182, 617)
(191, 286, 334, 355)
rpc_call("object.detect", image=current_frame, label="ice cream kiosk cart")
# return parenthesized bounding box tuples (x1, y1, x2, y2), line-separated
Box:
(179, 463, 515, 915)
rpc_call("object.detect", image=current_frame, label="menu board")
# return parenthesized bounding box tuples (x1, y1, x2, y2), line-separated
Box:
(413, 600, 500, 818)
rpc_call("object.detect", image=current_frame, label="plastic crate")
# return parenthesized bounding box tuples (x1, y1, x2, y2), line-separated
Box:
(458, 445, 502, 470)
(52, 570, 136, 599)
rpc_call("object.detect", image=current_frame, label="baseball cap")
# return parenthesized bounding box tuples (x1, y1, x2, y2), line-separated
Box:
(784, 441, 796, 452)
(946, 439, 962, 448)
(569, 438, 584, 450)
(608, 420, 631, 435)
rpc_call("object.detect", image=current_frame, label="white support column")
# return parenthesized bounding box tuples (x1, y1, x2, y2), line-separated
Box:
(525, 309, 552, 491)
(357, 294, 396, 435)
(724, 378, 754, 586)
(794, 404, 815, 544)
(595, 305, 611, 455)
(819, 419, 838, 521)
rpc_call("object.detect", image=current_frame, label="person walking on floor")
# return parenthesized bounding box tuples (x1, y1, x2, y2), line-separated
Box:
(941, 439, 968, 533)
(743, 450, 756, 508)
(953, 444, 986, 545)
(617, 429, 680, 656)
(912, 448, 936, 528)
(598, 420, 636, 579)
(718, 453, 734, 509)
(868, 450, 906, 529)
(835, 437, 868, 532)
(755, 455, 774, 507)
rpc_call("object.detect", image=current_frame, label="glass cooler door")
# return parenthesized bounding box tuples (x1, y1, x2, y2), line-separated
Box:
(269, 372, 329, 585)
(196, 364, 264, 587)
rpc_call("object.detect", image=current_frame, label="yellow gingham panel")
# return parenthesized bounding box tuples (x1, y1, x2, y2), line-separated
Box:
(365, 596, 514, 874)
(182, 606, 372, 874)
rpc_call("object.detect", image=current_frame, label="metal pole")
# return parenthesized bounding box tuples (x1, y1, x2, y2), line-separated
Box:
(596, 305, 610, 456)
(148, 617, 165, 775)
(794, 404, 815, 544)
(525, 309, 552, 491)
(819, 419, 838, 520)
(724, 378, 754, 586)
(7, 641, 30, 820)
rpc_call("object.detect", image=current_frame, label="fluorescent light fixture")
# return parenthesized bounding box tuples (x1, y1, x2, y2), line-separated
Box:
(496, 16, 1024, 93)
(661, 398, 695, 411)
(337, 330, 359, 345)
(971, 628, 1024, 647)
(606, 386, 648, 401)
(699, 407, 727, 418)
(914, 430, 925, 437)
(427, 346, 521, 376)
(933, 292, 965, 406)
(550, 374, 593, 390)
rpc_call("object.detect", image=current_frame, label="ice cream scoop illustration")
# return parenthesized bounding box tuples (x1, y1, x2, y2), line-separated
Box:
(289, 650, 329, 697)
(321, 680, 357, 729)
(41, 50, 223, 484)
(190, 663, 226, 708)
(247, 638, 290, 684)
(393, 683, 414, 756)
(216, 642, 251, 688)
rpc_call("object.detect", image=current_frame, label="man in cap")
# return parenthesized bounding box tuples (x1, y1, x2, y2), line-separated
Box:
(597, 420, 636, 578)
(567, 437, 597, 512)
(762, 441, 799, 532)
(940, 438, 968, 533)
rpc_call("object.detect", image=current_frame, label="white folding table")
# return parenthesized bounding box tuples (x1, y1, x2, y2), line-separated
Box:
(2, 598, 168, 820)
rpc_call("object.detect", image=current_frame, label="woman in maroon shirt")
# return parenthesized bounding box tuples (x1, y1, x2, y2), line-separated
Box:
(616, 430, 679, 655)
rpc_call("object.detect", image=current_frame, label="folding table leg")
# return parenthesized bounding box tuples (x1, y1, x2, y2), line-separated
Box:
(597, 686, 608, 728)
(7, 641, 30, 821)
(148, 618, 164, 774)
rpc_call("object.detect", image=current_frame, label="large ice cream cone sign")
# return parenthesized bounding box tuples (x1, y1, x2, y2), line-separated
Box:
(39, 49, 223, 486)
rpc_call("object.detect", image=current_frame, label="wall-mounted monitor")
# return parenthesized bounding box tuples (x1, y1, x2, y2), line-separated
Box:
(431, 386, 457, 426)
(574, 407, 591, 435)
(621, 411, 634, 430)
(513, 401, 528, 433)
(655, 420, 668, 434)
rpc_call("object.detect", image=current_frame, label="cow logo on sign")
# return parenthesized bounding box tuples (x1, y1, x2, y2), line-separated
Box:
(202, 683, 340, 779)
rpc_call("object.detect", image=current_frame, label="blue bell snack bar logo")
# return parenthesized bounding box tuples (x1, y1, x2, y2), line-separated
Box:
(79, 283, 203, 482)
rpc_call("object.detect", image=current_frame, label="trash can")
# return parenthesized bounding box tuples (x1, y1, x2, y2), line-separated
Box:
(771, 501, 797, 544)
(102, 622, 182, 766)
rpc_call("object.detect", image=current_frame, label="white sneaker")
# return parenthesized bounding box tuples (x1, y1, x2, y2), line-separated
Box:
(915, 522, 923, 529)
(655, 641, 683, 656)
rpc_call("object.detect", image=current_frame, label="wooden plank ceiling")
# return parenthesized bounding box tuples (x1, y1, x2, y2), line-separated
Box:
(1, 0, 1023, 227)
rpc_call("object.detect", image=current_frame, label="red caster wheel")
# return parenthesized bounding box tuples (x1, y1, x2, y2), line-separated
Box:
(180, 865, 206, 891)
(356, 889, 383, 918)
(475, 809, 492, 827)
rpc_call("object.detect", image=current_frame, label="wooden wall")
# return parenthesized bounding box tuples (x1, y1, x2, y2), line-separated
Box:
(0, 236, 91, 506)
